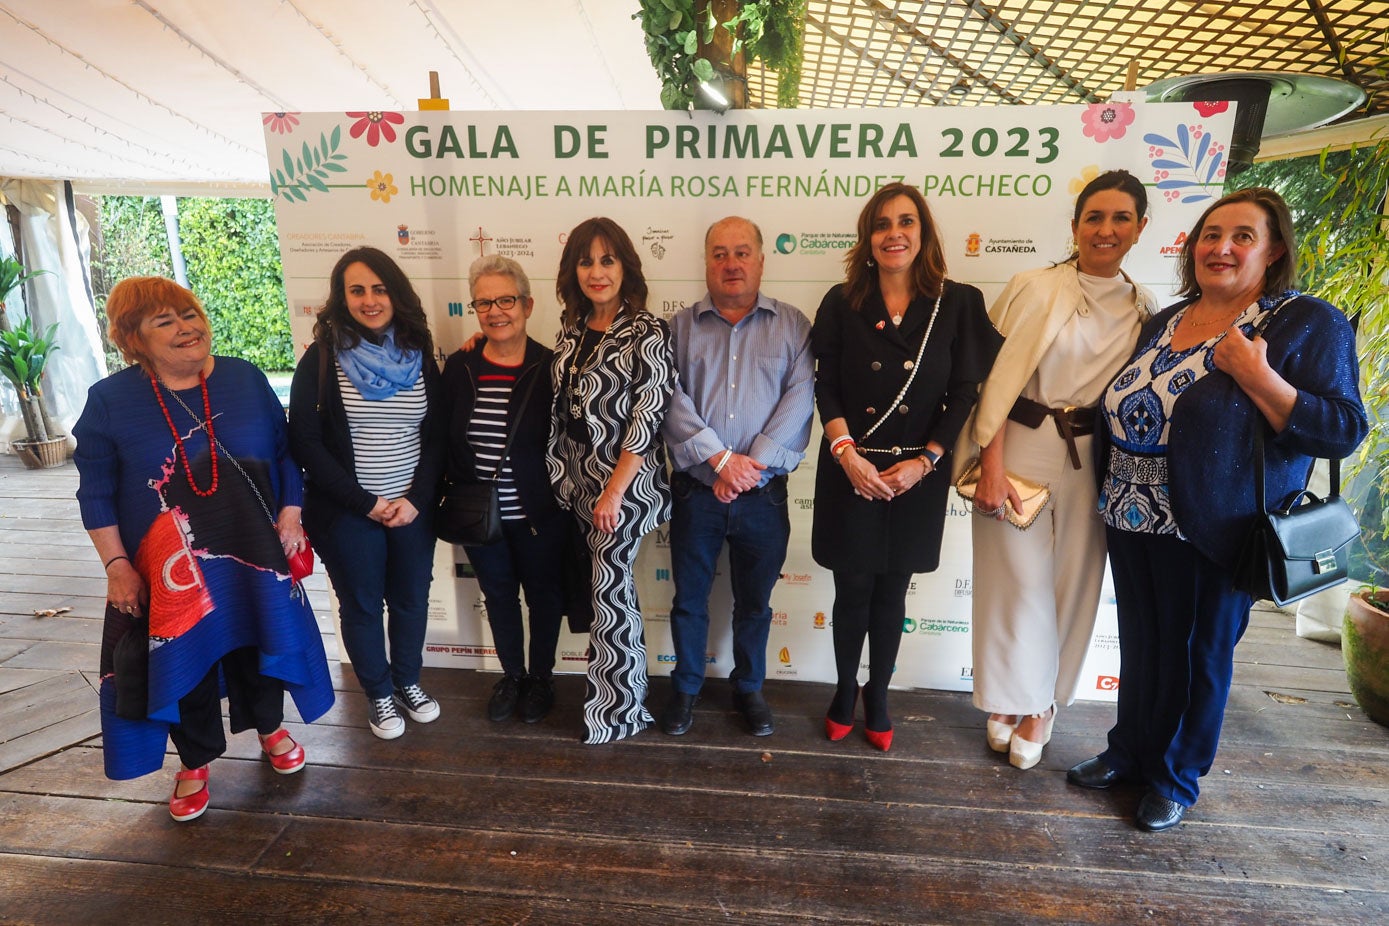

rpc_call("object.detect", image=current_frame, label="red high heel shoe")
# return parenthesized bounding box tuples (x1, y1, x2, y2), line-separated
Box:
(169, 766, 209, 822)
(824, 686, 859, 741)
(861, 687, 893, 751)
(260, 729, 306, 775)
(825, 716, 854, 741)
(864, 726, 894, 752)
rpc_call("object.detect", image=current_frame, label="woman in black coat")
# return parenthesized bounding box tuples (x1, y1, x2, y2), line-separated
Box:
(441, 255, 565, 724)
(812, 182, 1002, 751)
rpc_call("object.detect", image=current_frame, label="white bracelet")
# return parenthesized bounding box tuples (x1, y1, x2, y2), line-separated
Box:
(714, 449, 733, 473)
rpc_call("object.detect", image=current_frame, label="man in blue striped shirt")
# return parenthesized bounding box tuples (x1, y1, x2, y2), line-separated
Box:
(659, 216, 815, 737)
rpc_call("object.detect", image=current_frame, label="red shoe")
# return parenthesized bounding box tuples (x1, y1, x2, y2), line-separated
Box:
(825, 685, 859, 742)
(825, 716, 854, 741)
(260, 729, 306, 775)
(864, 726, 894, 752)
(169, 766, 209, 822)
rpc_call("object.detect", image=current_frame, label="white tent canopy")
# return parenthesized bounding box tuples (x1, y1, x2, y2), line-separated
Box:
(2, 0, 662, 195)
(1, 1, 663, 447)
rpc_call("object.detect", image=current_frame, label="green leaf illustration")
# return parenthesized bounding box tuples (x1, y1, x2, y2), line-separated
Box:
(274, 130, 349, 204)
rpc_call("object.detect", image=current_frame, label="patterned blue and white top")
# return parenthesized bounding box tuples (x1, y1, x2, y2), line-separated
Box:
(1098, 293, 1287, 535)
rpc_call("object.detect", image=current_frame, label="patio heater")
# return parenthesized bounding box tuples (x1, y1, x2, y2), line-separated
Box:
(1142, 70, 1366, 173)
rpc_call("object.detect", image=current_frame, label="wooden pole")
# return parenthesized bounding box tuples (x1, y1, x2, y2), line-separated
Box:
(697, 0, 748, 109)
(419, 70, 450, 111)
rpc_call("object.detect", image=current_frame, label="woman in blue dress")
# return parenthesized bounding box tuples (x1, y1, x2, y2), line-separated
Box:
(75, 276, 334, 822)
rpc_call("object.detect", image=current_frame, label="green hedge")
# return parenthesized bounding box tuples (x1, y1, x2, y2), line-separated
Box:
(96, 196, 293, 372)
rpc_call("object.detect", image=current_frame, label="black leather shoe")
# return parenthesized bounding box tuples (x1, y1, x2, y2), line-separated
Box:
(1136, 791, 1187, 832)
(660, 691, 698, 735)
(734, 690, 775, 736)
(1067, 756, 1123, 790)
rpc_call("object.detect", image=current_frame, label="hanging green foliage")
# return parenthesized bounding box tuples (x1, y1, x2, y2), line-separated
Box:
(635, 0, 807, 110)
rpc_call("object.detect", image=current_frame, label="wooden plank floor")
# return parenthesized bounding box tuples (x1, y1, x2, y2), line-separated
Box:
(1, 451, 1386, 925)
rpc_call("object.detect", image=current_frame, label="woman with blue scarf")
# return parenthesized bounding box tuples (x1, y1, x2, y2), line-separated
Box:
(289, 247, 445, 740)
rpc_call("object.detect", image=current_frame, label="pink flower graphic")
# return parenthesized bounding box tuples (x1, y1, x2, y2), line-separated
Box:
(347, 111, 405, 146)
(1081, 102, 1136, 143)
(1193, 100, 1230, 117)
(263, 112, 300, 135)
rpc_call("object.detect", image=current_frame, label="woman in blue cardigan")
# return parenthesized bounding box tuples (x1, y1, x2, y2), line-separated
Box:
(1067, 188, 1367, 831)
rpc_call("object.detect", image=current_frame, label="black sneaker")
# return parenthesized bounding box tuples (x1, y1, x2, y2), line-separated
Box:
(488, 675, 523, 722)
(520, 675, 555, 724)
(368, 695, 405, 740)
(393, 683, 440, 723)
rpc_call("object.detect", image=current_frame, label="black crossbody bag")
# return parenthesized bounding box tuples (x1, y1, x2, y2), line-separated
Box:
(435, 368, 539, 546)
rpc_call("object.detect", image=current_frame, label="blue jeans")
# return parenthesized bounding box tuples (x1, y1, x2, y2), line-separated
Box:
(313, 506, 436, 700)
(465, 510, 567, 678)
(668, 474, 790, 696)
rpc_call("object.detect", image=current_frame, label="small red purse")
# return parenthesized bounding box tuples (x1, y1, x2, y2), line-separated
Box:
(287, 536, 314, 583)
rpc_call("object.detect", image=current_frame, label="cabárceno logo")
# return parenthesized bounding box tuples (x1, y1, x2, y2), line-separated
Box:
(775, 230, 856, 256)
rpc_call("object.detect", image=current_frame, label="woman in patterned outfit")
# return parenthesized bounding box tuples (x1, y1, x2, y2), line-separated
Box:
(1067, 188, 1366, 831)
(547, 217, 675, 744)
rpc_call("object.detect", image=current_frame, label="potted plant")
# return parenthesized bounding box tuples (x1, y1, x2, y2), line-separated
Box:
(1299, 133, 1389, 725)
(0, 316, 66, 468)
(0, 254, 50, 332)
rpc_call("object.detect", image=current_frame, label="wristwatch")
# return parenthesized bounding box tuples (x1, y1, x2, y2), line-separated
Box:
(920, 448, 941, 469)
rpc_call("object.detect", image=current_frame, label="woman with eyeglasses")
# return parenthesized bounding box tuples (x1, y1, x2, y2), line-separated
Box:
(441, 255, 565, 724)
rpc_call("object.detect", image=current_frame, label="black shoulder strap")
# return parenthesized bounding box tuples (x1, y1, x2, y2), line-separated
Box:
(485, 365, 542, 481)
(1249, 294, 1338, 513)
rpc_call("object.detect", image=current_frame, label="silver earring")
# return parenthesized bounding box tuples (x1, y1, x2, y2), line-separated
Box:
(866, 257, 876, 268)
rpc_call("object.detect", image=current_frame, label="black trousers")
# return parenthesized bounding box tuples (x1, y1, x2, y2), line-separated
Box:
(168, 646, 284, 769)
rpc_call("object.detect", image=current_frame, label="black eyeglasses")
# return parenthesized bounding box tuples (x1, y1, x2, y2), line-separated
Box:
(469, 295, 522, 311)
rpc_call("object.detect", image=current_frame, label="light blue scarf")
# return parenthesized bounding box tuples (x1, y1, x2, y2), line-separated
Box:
(336, 326, 422, 400)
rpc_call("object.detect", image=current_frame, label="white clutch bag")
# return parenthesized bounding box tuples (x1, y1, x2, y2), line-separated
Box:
(954, 458, 1052, 530)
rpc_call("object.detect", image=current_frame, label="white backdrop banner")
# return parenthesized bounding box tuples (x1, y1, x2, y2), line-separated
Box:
(265, 103, 1234, 700)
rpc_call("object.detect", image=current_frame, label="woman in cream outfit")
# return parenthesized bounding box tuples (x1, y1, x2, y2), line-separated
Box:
(963, 170, 1157, 769)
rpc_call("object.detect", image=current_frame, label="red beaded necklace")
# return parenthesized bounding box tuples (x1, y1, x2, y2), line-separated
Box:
(150, 372, 219, 497)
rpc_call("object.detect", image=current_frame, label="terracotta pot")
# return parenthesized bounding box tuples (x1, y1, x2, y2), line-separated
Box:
(1343, 589, 1389, 728)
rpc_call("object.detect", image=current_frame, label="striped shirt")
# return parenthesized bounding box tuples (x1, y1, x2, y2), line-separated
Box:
(467, 357, 523, 520)
(339, 365, 427, 499)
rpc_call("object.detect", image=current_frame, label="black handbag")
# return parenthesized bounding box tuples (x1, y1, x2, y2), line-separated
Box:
(436, 481, 502, 546)
(561, 510, 594, 634)
(435, 367, 538, 546)
(1233, 424, 1359, 607)
(111, 608, 150, 720)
